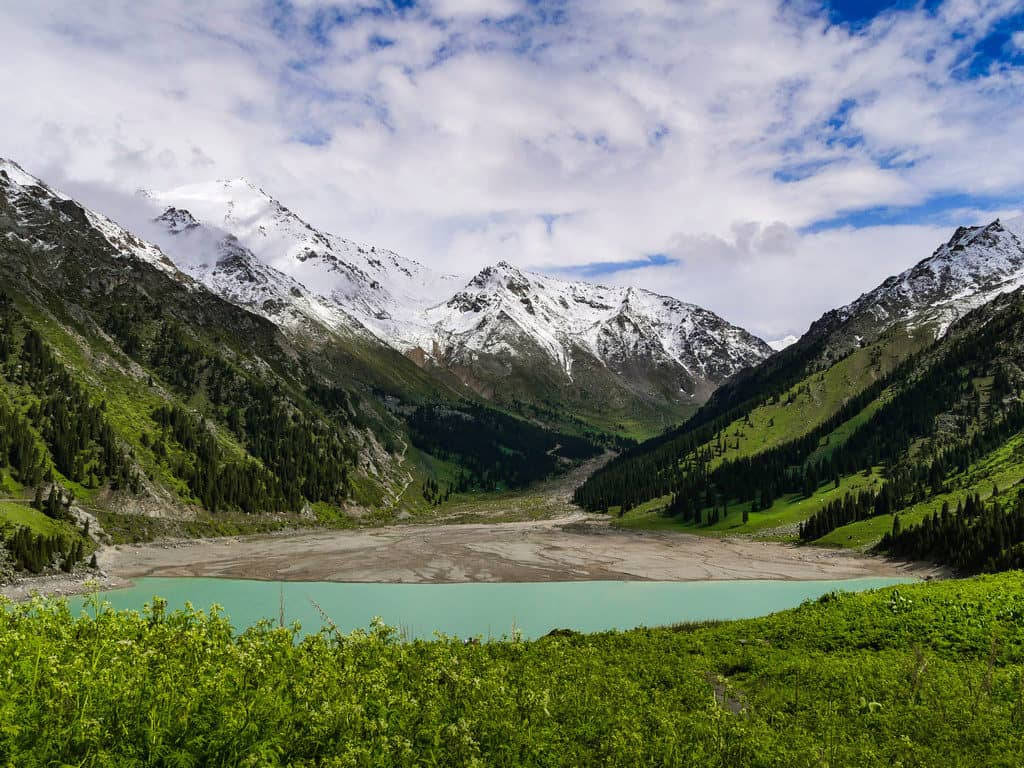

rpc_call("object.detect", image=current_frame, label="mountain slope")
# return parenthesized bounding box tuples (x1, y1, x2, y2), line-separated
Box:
(0, 158, 604, 567)
(0, 158, 398, 515)
(576, 215, 1024, 566)
(579, 285, 1024, 551)
(662, 216, 1024, 444)
(141, 181, 770, 437)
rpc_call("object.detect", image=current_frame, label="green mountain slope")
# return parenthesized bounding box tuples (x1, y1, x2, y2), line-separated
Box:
(0, 162, 606, 572)
(577, 265, 1024, 572)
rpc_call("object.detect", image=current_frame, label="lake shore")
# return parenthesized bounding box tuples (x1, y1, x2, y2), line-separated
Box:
(2, 512, 947, 601)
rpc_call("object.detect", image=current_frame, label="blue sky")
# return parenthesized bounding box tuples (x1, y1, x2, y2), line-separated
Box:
(1, 0, 1022, 338)
(802, 0, 1024, 232)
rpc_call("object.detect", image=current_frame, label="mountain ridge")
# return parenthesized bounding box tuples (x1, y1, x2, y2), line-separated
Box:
(575, 210, 1024, 563)
(138, 175, 771, 435)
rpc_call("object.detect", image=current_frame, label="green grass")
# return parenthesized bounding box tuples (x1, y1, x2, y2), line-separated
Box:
(817, 429, 1024, 549)
(0, 501, 65, 537)
(805, 393, 891, 464)
(0, 470, 22, 497)
(4, 573, 1024, 765)
(615, 469, 885, 539)
(580, 408, 695, 443)
(696, 327, 928, 470)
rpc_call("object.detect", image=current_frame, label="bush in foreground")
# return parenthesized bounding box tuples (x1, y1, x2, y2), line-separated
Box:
(3, 574, 1024, 766)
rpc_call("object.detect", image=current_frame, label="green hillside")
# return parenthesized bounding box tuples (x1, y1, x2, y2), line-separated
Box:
(0, 165, 606, 574)
(698, 326, 925, 469)
(577, 288, 1024, 573)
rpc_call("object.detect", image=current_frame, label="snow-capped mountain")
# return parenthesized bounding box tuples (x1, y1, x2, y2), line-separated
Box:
(142, 180, 463, 349)
(803, 217, 1024, 359)
(141, 179, 772, 417)
(843, 218, 1024, 334)
(425, 261, 769, 393)
(1, 158, 178, 276)
(768, 335, 799, 352)
(149, 206, 365, 338)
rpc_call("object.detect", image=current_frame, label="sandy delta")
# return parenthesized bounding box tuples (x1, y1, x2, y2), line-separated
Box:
(1, 512, 944, 602)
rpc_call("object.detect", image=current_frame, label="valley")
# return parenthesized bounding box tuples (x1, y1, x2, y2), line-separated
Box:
(4, 3, 1024, 764)
(1, 451, 940, 602)
(4, 155, 1024, 593)
(4, 157, 1024, 591)
(92, 515, 935, 586)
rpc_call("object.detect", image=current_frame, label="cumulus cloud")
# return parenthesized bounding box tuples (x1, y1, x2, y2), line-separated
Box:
(0, 0, 1022, 339)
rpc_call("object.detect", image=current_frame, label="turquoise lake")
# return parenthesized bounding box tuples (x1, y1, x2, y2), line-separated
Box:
(70, 576, 916, 640)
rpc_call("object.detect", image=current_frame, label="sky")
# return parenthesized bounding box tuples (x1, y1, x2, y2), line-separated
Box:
(2, 0, 1023, 341)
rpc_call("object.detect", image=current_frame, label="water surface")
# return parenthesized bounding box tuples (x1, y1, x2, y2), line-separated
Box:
(71, 576, 915, 640)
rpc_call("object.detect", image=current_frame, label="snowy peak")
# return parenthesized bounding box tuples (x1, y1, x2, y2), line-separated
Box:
(141, 176, 770, 409)
(0, 158, 178, 275)
(156, 206, 200, 234)
(836, 218, 1024, 339)
(0, 158, 42, 190)
(796, 216, 1024, 365)
(145, 203, 363, 336)
(1004, 215, 1024, 239)
(144, 180, 463, 350)
(430, 259, 770, 387)
(768, 335, 799, 352)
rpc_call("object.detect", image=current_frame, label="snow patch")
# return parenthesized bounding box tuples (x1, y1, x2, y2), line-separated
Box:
(142, 179, 772, 387)
(768, 335, 799, 352)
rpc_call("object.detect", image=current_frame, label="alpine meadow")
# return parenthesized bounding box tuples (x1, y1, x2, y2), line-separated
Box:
(3, 1, 1024, 766)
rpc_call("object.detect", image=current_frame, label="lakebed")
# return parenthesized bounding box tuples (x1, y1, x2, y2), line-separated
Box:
(2, 511, 943, 603)
(102, 512, 938, 583)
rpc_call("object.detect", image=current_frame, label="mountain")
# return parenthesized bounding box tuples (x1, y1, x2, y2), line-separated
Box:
(141, 180, 771, 436)
(0, 158, 605, 563)
(141, 179, 463, 350)
(768, 335, 798, 351)
(806, 218, 1024, 361)
(681, 216, 1024, 437)
(576, 213, 1024, 569)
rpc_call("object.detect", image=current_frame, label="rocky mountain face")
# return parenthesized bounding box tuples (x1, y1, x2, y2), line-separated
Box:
(421, 261, 770, 417)
(806, 217, 1024, 361)
(689, 215, 1024, 434)
(141, 179, 770, 434)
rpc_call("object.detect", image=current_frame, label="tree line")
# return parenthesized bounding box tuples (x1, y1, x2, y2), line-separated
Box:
(408, 404, 601, 491)
(879, 489, 1024, 573)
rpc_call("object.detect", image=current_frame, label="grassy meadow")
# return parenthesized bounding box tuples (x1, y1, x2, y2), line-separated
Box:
(2, 573, 1024, 766)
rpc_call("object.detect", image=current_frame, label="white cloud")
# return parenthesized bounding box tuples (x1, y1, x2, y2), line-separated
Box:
(429, 0, 523, 18)
(0, 0, 1022, 339)
(612, 224, 954, 340)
